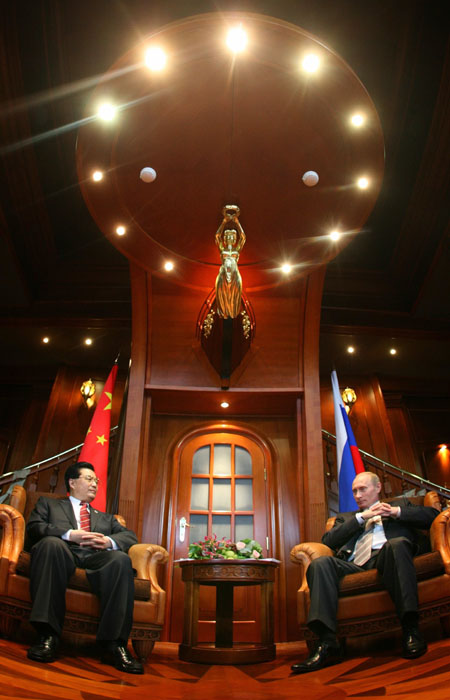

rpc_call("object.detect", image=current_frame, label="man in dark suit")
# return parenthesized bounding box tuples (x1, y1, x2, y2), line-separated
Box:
(26, 461, 143, 674)
(291, 471, 439, 674)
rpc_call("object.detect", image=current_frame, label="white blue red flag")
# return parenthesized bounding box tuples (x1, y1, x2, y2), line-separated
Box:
(331, 370, 365, 511)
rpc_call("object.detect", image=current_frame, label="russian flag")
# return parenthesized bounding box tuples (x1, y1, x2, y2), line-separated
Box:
(331, 370, 365, 512)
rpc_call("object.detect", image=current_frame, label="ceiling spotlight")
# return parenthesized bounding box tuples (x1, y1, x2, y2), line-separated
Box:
(357, 176, 369, 189)
(164, 261, 174, 271)
(92, 170, 103, 182)
(97, 103, 116, 121)
(347, 346, 355, 354)
(302, 53, 320, 73)
(145, 46, 167, 71)
(330, 231, 340, 241)
(226, 24, 248, 53)
(84, 338, 93, 346)
(350, 113, 365, 127)
(42, 336, 49, 344)
(140, 167, 157, 182)
(302, 170, 319, 187)
(220, 401, 230, 408)
(389, 348, 397, 355)
(281, 263, 292, 274)
(116, 225, 126, 236)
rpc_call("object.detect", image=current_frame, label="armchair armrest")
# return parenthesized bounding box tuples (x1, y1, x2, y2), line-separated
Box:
(290, 542, 333, 591)
(430, 509, 450, 574)
(0, 504, 25, 590)
(129, 543, 169, 588)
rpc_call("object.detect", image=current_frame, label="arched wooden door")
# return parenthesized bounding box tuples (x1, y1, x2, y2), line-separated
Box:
(169, 429, 271, 642)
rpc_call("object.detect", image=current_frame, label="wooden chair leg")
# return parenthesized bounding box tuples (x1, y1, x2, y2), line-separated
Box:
(440, 615, 450, 637)
(0, 616, 21, 640)
(132, 638, 155, 662)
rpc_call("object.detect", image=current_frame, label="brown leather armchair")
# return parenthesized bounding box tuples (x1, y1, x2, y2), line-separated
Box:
(290, 492, 450, 648)
(0, 485, 169, 661)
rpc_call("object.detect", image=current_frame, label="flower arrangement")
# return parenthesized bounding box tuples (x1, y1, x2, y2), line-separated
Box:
(188, 534, 263, 560)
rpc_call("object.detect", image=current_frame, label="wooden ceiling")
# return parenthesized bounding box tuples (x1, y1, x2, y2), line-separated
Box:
(0, 1, 448, 383)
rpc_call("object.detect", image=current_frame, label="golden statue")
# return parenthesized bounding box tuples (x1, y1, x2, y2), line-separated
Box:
(215, 205, 246, 319)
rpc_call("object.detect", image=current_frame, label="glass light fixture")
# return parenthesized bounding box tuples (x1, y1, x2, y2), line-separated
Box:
(80, 378, 96, 408)
(116, 225, 126, 236)
(84, 338, 93, 346)
(350, 113, 365, 127)
(357, 176, 369, 189)
(281, 263, 292, 274)
(164, 261, 174, 271)
(92, 170, 103, 182)
(347, 346, 355, 354)
(389, 348, 397, 355)
(341, 386, 357, 414)
(330, 231, 340, 241)
(42, 336, 49, 344)
(220, 401, 230, 408)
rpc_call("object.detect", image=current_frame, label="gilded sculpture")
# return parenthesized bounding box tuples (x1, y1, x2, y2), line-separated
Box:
(215, 205, 246, 319)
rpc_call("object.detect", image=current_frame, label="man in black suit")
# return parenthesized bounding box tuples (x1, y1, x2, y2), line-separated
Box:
(291, 471, 439, 674)
(26, 461, 143, 674)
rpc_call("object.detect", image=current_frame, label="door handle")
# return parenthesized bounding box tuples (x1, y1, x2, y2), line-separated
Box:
(179, 516, 190, 543)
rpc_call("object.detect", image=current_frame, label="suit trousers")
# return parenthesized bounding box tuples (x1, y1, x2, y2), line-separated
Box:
(307, 536, 418, 633)
(29, 536, 135, 642)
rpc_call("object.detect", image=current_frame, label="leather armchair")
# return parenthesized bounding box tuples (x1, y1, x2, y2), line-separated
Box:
(290, 492, 450, 648)
(0, 485, 169, 661)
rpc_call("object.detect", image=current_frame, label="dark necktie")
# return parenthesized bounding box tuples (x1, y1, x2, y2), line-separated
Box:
(80, 501, 91, 531)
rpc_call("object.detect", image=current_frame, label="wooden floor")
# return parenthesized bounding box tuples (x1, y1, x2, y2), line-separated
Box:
(2, 628, 450, 699)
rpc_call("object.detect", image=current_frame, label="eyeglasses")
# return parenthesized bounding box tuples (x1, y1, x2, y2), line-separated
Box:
(77, 475, 100, 485)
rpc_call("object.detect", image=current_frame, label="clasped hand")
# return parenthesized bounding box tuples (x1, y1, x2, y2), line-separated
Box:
(361, 502, 400, 520)
(69, 529, 110, 549)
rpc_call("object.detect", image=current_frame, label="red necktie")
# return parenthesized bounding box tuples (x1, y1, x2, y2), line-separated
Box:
(80, 501, 91, 531)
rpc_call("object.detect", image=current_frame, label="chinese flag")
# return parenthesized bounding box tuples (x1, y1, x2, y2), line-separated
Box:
(78, 363, 118, 511)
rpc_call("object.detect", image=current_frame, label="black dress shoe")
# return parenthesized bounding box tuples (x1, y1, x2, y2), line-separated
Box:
(27, 635, 59, 663)
(102, 644, 144, 674)
(402, 628, 427, 659)
(291, 641, 343, 674)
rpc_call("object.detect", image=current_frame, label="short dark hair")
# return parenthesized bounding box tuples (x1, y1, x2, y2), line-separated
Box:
(65, 462, 95, 492)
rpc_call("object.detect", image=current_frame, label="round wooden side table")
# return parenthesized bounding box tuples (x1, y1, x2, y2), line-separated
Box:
(177, 558, 280, 664)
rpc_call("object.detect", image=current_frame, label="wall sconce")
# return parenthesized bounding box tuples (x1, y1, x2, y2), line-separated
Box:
(341, 386, 357, 414)
(80, 378, 96, 408)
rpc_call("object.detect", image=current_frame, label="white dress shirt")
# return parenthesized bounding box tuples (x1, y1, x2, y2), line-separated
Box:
(349, 500, 402, 560)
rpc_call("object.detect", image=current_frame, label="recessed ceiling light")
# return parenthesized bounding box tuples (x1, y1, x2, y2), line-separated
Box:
(281, 263, 292, 274)
(220, 401, 230, 408)
(92, 170, 103, 182)
(145, 47, 167, 71)
(350, 113, 365, 127)
(164, 261, 174, 271)
(84, 338, 93, 346)
(302, 53, 320, 73)
(42, 336, 49, 344)
(347, 346, 355, 354)
(330, 231, 340, 241)
(97, 103, 116, 121)
(226, 25, 247, 53)
(439, 445, 448, 453)
(116, 225, 126, 236)
(357, 176, 369, 189)
(389, 348, 397, 355)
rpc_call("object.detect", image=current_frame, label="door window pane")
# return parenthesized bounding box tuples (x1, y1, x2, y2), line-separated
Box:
(191, 478, 209, 510)
(212, 515, 231, 540)
(212, 479, 231, 510)
(235, 446, 252, 475)
(235, 515, 254, 542)
(235, 479, 253, 510)
(213, 444, 231, 475)
(192, 446, 210, 474)
(189, 514, 208, 543)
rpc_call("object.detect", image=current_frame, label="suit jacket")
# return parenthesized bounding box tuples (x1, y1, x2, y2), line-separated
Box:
(25, 496, 138, 553)
(322, 497, 439, 561)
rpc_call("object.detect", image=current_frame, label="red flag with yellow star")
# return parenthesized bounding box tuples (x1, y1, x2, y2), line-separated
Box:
(78, 363, 118, 511)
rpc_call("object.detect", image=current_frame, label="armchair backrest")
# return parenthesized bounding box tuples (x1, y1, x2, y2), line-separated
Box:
(9, 485, 126, 528)
(326, 491, 441, 532)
